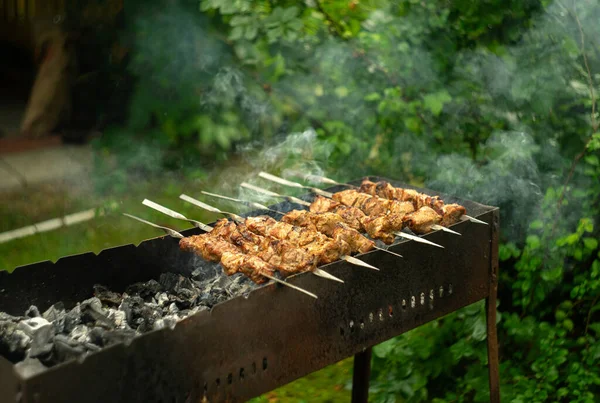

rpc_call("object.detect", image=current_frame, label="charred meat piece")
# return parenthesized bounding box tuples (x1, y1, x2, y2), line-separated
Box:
(282, 210, 374, 254)
(179, 233, 237, 261)
(402, 206, 442, 234)
(244, 215, 350, 264)
(220, 251, 274, 284)
(360, 180, 445, 212)
(179, 235, 273, 284)
(209, 219, 317, 276)
(440, 204, 467, 227)
(358, 215, 396, 244)
(309, 196, 366, 231)
(245, 216, 330, 246)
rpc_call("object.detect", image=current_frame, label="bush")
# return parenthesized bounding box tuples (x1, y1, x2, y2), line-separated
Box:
(99, 0, 600, 400)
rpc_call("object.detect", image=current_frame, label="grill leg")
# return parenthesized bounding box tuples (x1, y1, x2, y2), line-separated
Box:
(351, 347, 372, 403)
(487, 210, 500, 403)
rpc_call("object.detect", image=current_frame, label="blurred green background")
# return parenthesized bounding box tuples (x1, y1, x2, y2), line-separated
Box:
(1, 0, 599, 401)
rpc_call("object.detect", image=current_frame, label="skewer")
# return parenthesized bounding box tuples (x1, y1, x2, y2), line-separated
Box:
(431, 225, 461, 236)
(464, 215, 488, 225)
(241, 182, 311, 207)
(247, 180, 443, 249)
(393, 231, 444, 248)
(243, 185, 409, 257)
(184, 195, 379, 272)
(142, 199, 213, 232)
(124, 212, 318, 298)
(260, 173, 461, 239)
(176, 196, 346, 282)
(123, 213, 184, 238)
(179, 194, 245, 223)
(258, 172, 333, 198)
(292, 173, 487, 225)
(200, 191, 285, 215)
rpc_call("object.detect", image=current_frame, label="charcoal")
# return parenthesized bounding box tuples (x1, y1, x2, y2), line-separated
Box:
(43, 302, 66, 333)
(118, 298, 134, 325)
(80, 298, 114, 329)
(126, 279, 162, 300)
(53, 335, 87, 362)
(63, 305, 82, 333)
(25, 305, 41, 318)
(93, 285, 123, 307)
(0, 270, 258, 371)
(28, 322, 54, 359)
(14, 358, 48, 378)
(107, 308, 129, 329)
(155, 292, 170, 307)
(89, 328, 137, 347)
(0, 320, 31, 361)
(168, 303, 179, 314)
(152, 315, 179, 331)
(70, 325, 91, 344)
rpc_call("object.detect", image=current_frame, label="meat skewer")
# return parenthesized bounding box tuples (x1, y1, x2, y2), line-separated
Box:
(245, 182, 444, 248)
(142, 199, 343, 283)
(258, 172, 461, 236)
(331, 189, 461, 236)
(180, 195, 381, 271)
(122, 212, 318, 298)
(305, 174, 486, 225)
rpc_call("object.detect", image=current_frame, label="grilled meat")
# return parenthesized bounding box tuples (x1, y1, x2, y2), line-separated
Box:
(440, 204, 467, 227)
(402, 206, 442, 234)
(360, 179, 446, 213)
(179, 234, 274, 284)
(282, 210, 375, 254)
(244, 215, 351, 264)
(220, 251, 275, 284)
(309, 196, 365, 230)
(310, 195, 403, 244)
(210, 219, 317, 276)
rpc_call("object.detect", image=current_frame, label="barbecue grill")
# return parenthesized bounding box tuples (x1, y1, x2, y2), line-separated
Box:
(0, 177, 500, 403)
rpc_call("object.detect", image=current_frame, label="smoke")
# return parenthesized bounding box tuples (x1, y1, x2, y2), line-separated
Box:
(103, 1, 598, 244)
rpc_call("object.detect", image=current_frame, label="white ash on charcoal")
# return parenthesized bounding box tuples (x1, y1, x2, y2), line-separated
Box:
(0, 271, 256, 372)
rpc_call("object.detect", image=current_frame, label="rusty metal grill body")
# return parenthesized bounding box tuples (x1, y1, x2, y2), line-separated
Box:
(0, 177, 499, 403)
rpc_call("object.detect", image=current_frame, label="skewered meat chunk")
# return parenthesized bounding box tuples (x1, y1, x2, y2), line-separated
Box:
(245, 216, 330, 247)
(309, 196, 366, 231)
(310, 194, 406, 244)
(402, 206, 442, 234)
(332, 190, 388, 216)
(440, 204, 467, 227)
(360, 180, 445, 212)
(210, 219, 317, 276)
(244, 215, 351, 263)
(179, 234, 274, 284)
(282, 210, 374, 254)
(220, 251, 274, 284)
(179, 233, 238, 261)
(359, 215, 396, 244)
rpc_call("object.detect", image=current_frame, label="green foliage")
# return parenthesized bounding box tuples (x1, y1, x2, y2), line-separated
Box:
(96, 0, 600, 400)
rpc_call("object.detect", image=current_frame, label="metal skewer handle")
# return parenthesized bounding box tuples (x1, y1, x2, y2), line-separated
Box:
(122, 213, 185, 238)
(179, 195, 245, 223)
(200, 191, 284, 215)
(258, 172, 334, 198)
(142, 199, 213, 232)
(240, 182, 311, 207)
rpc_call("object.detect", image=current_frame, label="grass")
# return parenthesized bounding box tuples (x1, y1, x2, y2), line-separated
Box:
(0, 170, 356, 401)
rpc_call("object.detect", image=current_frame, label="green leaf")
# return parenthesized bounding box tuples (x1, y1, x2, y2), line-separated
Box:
(423, 90, 452, 116)
(583, 237, 598, 251)
(373, 339, 396, 358)
(529, 220, 543, 230)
